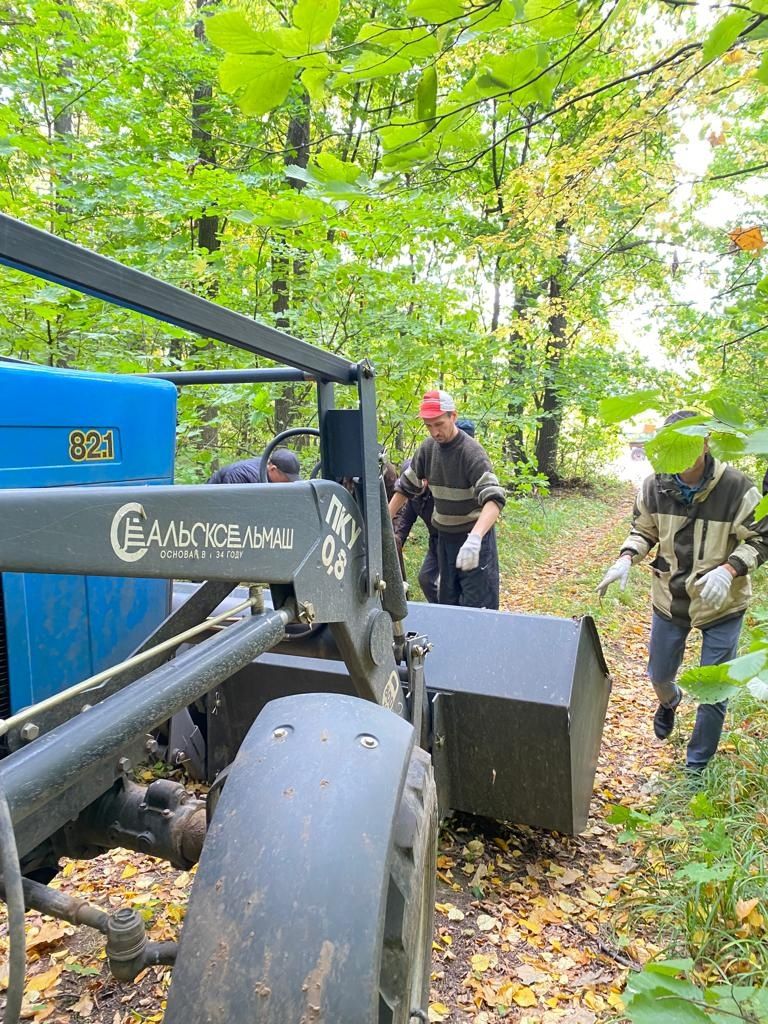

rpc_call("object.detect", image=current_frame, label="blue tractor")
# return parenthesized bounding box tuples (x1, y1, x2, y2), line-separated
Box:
(0, 214, 610, 1024)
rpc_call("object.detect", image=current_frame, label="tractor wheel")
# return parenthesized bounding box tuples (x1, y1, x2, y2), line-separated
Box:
(380, 745, 437, 1021)
(164, 693, 437, 1024)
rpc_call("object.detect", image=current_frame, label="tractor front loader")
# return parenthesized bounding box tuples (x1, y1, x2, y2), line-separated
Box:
(0, 214, 610, 1024)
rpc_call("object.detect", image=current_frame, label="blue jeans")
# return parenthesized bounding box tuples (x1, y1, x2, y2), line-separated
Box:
(647, 611, 744, 769)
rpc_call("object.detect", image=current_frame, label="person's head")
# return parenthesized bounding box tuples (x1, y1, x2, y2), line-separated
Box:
(663, 410, 708, 476)
(266, 447, 300, 483)
(419, 389, 458, 444)
(457, 418, 475, 438)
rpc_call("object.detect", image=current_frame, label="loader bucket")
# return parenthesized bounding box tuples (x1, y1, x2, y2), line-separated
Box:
(413, 603, 610, 834)
(186, 582, 611, 837)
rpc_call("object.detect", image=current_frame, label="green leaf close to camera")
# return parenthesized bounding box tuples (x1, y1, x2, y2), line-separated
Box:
(702, 10, 750, 62)
(644, 426, 704, 474)
(347, 50, 412, 81)
(406, 0, 465, 22)
(708, 395, 744, 427)
(205, 11, 274, 53)
(416, 66, 438, 123)
(625, 991, 710, 1024)
(598, 389, 661, 425)
(708, 432, 747, 461)
(293, 0, 340, 46)
(741, 428, 768, 454)
(680, 650, 768, 702)
(753, 493, 768, 522)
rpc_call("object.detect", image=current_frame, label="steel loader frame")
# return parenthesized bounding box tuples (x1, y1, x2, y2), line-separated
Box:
(0, 214, 439, 1024)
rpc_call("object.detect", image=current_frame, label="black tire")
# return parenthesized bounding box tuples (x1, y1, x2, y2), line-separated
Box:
(164, 693, 438, 1024)
(379, 747, 438, 1022)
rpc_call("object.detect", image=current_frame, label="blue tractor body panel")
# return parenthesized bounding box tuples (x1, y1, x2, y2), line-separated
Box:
(0, 362, 176, 714)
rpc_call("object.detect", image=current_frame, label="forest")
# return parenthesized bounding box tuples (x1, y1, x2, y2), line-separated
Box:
(2, 0, 767, 484)
(2, 0, 768, 1021)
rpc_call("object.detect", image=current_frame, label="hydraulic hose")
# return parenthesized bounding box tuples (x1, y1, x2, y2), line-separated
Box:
(0, 781, 25, 1024)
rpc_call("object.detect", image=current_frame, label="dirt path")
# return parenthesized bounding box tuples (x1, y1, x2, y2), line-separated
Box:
(428, 489, 676, 1023)
(2, 489, 679, 1024)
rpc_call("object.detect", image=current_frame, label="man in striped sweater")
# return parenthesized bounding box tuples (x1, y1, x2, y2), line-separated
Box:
(597, 410, 768, 771)
(388, 391, 505, 609)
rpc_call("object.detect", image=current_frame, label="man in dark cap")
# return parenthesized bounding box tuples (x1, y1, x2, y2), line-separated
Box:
(208, 447, 300, 484)
(597, 410, 768, 772)
(264, 448, 301, 482)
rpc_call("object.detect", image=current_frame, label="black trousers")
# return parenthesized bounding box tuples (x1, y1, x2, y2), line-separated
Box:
(418, 533, 439, 604)
(437, 529, 499, 610)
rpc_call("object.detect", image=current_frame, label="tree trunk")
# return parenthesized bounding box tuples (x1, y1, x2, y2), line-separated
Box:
(273, 93, 310, 435)
(504, 288, 536, 466)
(48, 1, 75, 366)
(534, 237, 568, 484)
(191, 0, 220, 460)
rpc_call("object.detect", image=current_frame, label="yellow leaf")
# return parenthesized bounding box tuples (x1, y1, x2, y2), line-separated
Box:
(748, 909, 764, 932)
(584, 991, 606, 1010)
(121, 864, 139, 880)
(729, 226, 765, 252)
(518, 917, 543, 934)
(607, 990, 625, 1010)
(736, 898, 760, 921)
(513, 986, 537, 1008)
(27, 921, 71, 950)
(471, 953, 492, 973)
(495, 982, 518, 1002)
(428, 1003, 449, 1022)
(26, 965, 63, 994)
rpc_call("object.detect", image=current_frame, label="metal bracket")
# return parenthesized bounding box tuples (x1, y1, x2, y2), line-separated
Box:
(404, 633, 431, 750)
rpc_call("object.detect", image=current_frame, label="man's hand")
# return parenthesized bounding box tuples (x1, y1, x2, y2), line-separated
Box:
(694, 565, 734, 610)
(456, 533, 482, 572)
(596, 555, 632, 597)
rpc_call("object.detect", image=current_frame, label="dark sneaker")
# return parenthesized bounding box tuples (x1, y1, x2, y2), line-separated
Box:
(653, 696, 680, 740)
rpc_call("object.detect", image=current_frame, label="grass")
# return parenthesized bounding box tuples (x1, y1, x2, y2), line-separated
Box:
(400, 479, 627, 601)
(612, 571, 768, 1017)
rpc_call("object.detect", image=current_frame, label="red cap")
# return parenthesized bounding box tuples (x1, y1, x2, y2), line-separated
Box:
(418, 389, 456, 419)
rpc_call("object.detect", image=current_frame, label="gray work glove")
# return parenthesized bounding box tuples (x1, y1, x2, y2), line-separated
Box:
(456, 533, 482, 572)
(694, 565, 733, 610)
(596, 555, 632, 597)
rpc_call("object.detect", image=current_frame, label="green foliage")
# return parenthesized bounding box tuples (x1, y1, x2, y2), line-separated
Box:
(3, 0, 768, 486)
(625, 960, 768, 1023)
(611, 567, 768, 1023)
(644, 424, 706, 474)
(702, 10, 751, 63)
(599, 390, 662, 425)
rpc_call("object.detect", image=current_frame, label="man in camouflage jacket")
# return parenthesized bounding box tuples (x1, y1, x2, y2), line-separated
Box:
(598, 411, 768, 771)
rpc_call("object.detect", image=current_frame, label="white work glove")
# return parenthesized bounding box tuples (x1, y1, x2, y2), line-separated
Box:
(596, 555, 632, 597)
(456, 533, 482, 572)
(694, 565, 733, 610)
